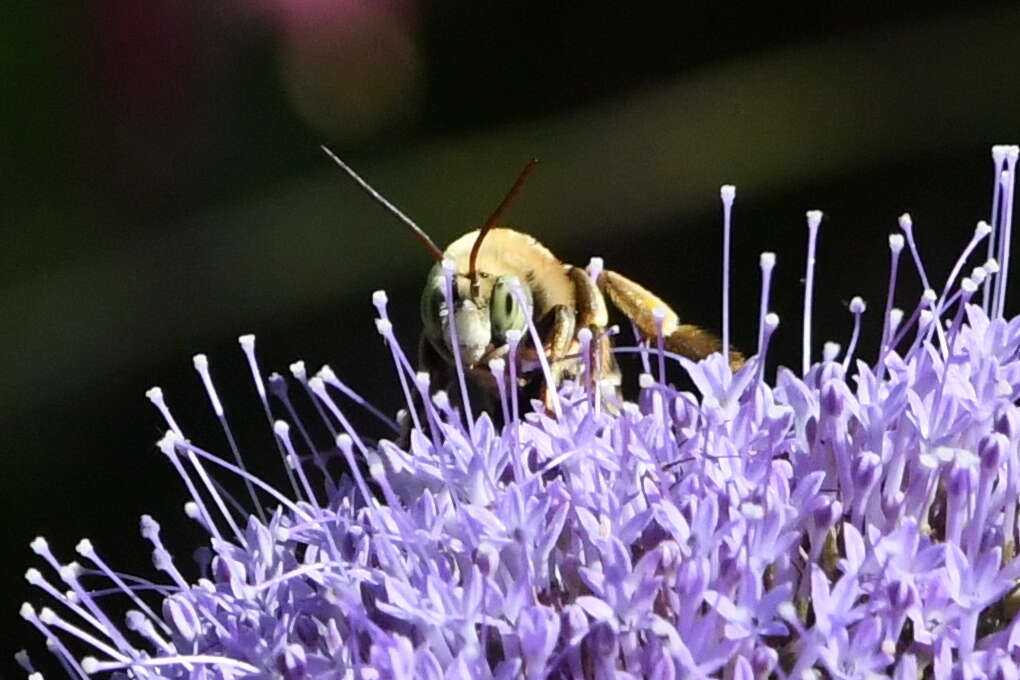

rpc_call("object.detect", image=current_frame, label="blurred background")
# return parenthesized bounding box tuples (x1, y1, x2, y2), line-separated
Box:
(6, 0, 1020, 669)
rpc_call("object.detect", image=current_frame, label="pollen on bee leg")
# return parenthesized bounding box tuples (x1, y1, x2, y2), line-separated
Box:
(586, 257, 604, 283)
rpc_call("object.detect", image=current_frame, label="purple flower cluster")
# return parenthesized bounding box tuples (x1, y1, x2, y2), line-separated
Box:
(20, 146, 1020, 678)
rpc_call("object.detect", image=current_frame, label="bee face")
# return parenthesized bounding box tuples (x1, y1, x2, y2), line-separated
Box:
(420, 265, 533, 367)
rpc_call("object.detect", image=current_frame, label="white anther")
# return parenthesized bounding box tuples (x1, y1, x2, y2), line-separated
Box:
(157, 431, 183, 456)
(432, 390, 450, 410)
(889, 308, 904, 332)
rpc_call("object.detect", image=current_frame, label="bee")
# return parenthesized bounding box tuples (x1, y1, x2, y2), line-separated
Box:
(322, 147, 743, 423)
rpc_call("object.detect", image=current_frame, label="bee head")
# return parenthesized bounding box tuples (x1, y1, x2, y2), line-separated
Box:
(421, 267, 532, 367)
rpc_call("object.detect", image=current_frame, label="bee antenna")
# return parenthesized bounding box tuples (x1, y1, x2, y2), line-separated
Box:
(320, 145, 445, 263)
(469, 158, 540, 283)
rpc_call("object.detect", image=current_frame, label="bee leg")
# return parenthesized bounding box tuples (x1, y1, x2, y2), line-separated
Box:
(566, 265, 621, 396)
(537, 305, 576, 410)
(597, 269, 744, 370)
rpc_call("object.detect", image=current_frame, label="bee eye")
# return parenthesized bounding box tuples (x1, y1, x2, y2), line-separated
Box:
(490, 277, 529, 342)
(420, 272, 446, 342)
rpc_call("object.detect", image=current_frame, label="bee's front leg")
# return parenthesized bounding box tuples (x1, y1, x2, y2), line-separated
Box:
(538, 305, 576, 411)
(566, 265, 621, 397)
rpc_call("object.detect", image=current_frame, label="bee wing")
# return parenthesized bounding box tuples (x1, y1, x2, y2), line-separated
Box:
(598, 269, 744, 370)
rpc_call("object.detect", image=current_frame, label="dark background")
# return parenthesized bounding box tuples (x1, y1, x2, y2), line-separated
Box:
(6, 1, 1020, 672)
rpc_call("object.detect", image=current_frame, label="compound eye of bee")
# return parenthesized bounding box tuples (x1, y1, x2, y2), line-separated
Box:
(420, 275, 446, 343)
(489, 276, 531, 343)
